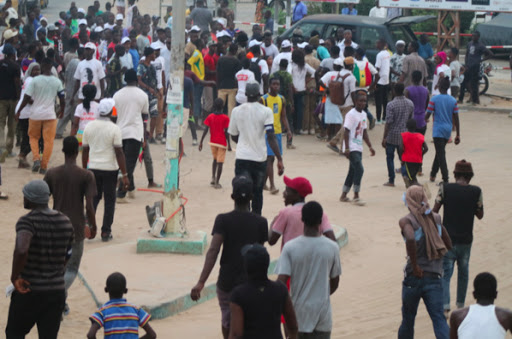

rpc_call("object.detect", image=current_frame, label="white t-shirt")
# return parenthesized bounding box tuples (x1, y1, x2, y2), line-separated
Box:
(369, 6, 387, 18)
(252, 58, 269, 95)
(432, 64, 452, 96)
(343, 108, 368, 153)
(16, 76, 34, 120)
(337, 39, 358, 55)
(115, 0, 126, 7)
(119, 52, 133, 70)
(320, 69, 356, 108)
(450, 60, 461, 87)
(152, 56, 165, 89)
(74, 101, 100, 132)
(126, 4, 137, 28)
(276, 235, 342, 333)
(235, 69, 255, 104)
(25, 75, 64, 120)
(228, 102, 274, 162)
(262, 44, 279, 60)
(271, 52, 292, 74)
(375, 50, 391, 85)
(291, 63, 316, 92)
(74, 58, 106, 100)
(160, 46, 171, 85)
(114, 86, 149, 141)
(83, 119, 122, 171)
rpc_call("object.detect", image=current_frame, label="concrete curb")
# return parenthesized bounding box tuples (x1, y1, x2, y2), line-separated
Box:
(459, 105, 512, 114)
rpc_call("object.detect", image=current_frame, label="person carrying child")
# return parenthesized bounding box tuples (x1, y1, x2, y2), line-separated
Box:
(400, 118, 428, 187)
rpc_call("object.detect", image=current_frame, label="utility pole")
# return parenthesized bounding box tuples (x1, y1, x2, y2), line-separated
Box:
(274, 0, 279, 36)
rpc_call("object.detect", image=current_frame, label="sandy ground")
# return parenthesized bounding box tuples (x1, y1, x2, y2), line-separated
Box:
(1, 102, 512, 338)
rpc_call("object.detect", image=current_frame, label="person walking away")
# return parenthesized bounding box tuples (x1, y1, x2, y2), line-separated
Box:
(398, 185, 452, 339)
(450, 272, 512, 339)
(249, 42, 269, 96)
(191, 176, 269, 339)
(235, 58, 255, 105)
(0, 43, 20, 162)
(203, 41, 218, 119)
(292, 0, 307, 25)
(82, 98, 129, 242)
(262, 77, 293, 195)
(87, 272, 156, 339)
(276, 201, 342, 338)
(340, 91, 375, 205)
(291, 49, 316, 135)
(71, 84, 99, 148)
(228, 82, 284, 215)
(230, 244, 298, 339)
(432, 51, 452, 96)
(399, 119, 428, 187)
(401, 41, 428, 88)
(114, 69, 149, 202)
(448, 48, 463, 100)
(382, 83, 414, 187)
(44, 136, 97, 315)
(390, 40, 406, 88)
(425, 77, 460, 184)
(17, 58, 65, 175)
(375, 38, 391, 124)
(6, 180, 74, 338)
(432, 160, 484, 316)
(137, 47, 161, 147)
(199, 98, 231, 189)
(73, 42, 106, 103)
(106, 44, 125, 98)
(458, 31, 492, 105)
(217, 43, 241, 118)
(271, 39, 292, 74)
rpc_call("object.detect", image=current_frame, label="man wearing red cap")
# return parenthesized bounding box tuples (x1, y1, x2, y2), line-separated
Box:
(269, 176, 335, 248)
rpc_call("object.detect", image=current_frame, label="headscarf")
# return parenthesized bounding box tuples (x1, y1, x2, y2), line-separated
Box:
(435, 51, 447, 75)
(22, 180, 50, 205)
(24, 62, 40, 81)
(406, 185, 447, 260)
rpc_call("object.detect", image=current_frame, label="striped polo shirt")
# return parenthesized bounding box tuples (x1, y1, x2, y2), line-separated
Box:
(90, 299, 151, 338)
(16, 208, 74, 292)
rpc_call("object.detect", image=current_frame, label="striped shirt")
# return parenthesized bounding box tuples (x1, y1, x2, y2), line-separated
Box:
(385, 96, 414, 146)
(16, 208, 74, 291)
(90, 299, 151, 338)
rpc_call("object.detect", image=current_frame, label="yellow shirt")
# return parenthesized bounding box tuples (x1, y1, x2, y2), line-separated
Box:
(262, 93, 285, 134)
(187, 49, 205, 80)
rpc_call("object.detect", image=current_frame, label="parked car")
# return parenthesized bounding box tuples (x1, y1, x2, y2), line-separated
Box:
(279, 14, 435, 64)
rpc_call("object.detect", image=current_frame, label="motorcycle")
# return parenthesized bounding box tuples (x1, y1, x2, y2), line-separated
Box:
(479, 62, 491, 95)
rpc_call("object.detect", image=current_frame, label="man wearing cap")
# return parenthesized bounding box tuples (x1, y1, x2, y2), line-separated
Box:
(191, 175, 269, 339)
(119, 36, 134, 71)
(6, 180, 74, 338)
(271, 40, 292, 74)
(217, 43, 241, 118)
(72, 19, 90, 39)
(44, 136, 97, 314)
(73, 42, 106, 102)
(82, 98, 129, 241)
(433, 160, 484, 316)
(0, 43, 20, 162)
(113, 0, 126, 16)
(228, 81, 284, 215)
(0, 28, 18, 59)
(277, 201, 342, 338)
(190, 0, 212, 34)
(390, 40, 406, 88)
(269, 176, 335, 248)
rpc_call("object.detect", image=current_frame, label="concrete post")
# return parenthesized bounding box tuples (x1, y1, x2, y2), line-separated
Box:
(286, 0, 292, 29)
(274, 0, 279, 36)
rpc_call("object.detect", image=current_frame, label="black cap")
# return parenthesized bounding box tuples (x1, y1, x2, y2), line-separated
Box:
(232, 175, 253, 200)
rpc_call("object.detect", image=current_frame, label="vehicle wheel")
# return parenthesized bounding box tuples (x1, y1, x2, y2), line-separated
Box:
(479, 75, 489, 95)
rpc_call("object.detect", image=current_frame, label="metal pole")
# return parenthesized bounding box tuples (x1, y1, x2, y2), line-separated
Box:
(163, 0, 186, 234)
(274, 0, 279, 36)
(286, 0, 291, 30)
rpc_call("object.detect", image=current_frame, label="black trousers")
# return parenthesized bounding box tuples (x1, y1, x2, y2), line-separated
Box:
(117, 139, 141, 198)
(431, 137, 449, 182)
(375, 84, 389, 121)
(459, 64, 480, 104)
(92, 169, 118, 235)
(6, 290, 65, 339)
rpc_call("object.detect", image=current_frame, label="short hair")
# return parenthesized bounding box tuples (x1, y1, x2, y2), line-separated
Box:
(69, 37, 80, 49)
(355, 47, 365, 56)
(263, 31, 272, 38)
(106, 272, 127, 295)
(144, 46, 155, 57)
(355, 90, 368, 101)
(241, 57, 250, 69)
(229, 43, 238, 55)
(62, 136, 79, 155)
(474, 272, 497, 299)
(450, 47, 459, 56)
(269, 75, 280, 84)
(302, 201, 323, 228)
(378, 37, 386, 44)
(250, 45, 260, 55)
(213, 98, 224, 111)
(115, 44, 124, 54)
(40, 57, 53, 68)
(344, 46, 354, 57)
(438, 76, 451, 91)
(393, 83, 404, 96)
(406, 118, 417, 131)
(410, 41, 419, 52)
(344, 29, 352, 35)
(330, 45, 340, 56)
(279, 58, 288, 68)
(310, 29, 320, 38)
(77, 47, 85, 58)
(412, 70, 422, 84)
(304, 45, 313, 54)
(157, 28, 165, 34)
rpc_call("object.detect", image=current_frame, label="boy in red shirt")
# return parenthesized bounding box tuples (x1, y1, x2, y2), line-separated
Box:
(400, 118, 428, 187)
(199, 98, 231, 189)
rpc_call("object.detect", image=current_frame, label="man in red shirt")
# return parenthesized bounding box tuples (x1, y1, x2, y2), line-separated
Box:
(400, 118, 428, 187)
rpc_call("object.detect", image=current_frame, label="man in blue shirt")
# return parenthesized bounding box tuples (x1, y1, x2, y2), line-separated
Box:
(418, 34, 434, 78)
(292, 0, 307, 24)
(425, 77, 460, 184)
(342, 3, 358, 15)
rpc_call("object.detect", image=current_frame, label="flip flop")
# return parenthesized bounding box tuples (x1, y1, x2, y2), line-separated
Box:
(270, 188, 279, 195)
(0, 192, 8, 200)
(352, 198, 366, 206)
(326, 144, 340, 154)
(339, 196, 350, 202)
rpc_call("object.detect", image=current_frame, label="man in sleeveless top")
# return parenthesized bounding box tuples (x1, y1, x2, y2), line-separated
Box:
(398, 186, 452, 339)
(450, 272, 512, 338)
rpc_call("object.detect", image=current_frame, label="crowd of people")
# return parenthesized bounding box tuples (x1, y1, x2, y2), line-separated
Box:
(0, 0, 511, 338)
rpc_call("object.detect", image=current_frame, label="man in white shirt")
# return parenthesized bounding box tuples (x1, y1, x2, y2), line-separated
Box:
(73, 42, 106, 101)
(119, 36, 134, 71)
(149, 41, 166, 142)
(369, 0, 388, 18)
(261, 32, 279, 60)
(250, 43, 269, 95)
(235, 58, 255, 105)
(228, 82, 284, 215)
(337, 29, 358, 56)
(375, 38, 391, 123)
(113, 69, 149, 202)
(271, 39, 292, 74)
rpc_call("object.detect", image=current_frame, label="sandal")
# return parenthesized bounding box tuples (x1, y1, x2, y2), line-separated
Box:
(326, 144, 340, 154)
(339, 196, 350, 202)
(352, 198, 366, 206)
(270, 187, 279, 195)
(0, 192, 8, 200)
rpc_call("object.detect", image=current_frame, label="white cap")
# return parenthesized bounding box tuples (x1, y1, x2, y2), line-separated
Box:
(248, 40, 262, 48)
(116, 13, 124, 21)
(3, 29, 18, 40)
(216, 30, 230, 38)
(333, 57, 344, 66)
(121, 36, 131, 44)
(40, 17, 48, 23)
(216, 17, 227, 27)
(150, 41, 164, 50)
(396, 40, 406, 46)
(84, 42, 96, 50)
(189, 25, 201, 32)
(281, 39, 291, 48)
(98, 98, 116, 116)
(77, 8, 85, 14)
(319, 39, 325, 44)
(297, 42, 308, 49)
(78, 19, 88, 26)
(94, 26, 104, 33)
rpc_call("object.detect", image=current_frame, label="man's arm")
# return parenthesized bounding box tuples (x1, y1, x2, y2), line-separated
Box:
(85, 175, 98, 239)
(399, 217, 423, 278)
(280, 102, 292, 141)
(483, 48, 494, 61)
(15, 94, 33, 120)
(262, 74, 269, 95)
(82, 146, 90, 168)
(363, 130, 375, 156)
(228, 303, 244, 339)
(324, 230, 336, 241)
(268, 230, 281, 246)
(14, 73, 21, 99)
(283, 295, 298, 339)
(449, 307, 470, 339)
(11, 231, 33, 293)
(440, 224, 453, 250)
(58, 93, 65, 119)
(422, 141, 429, 156)
(140, 323, 157, 339)
(114, 146, 130, 189)
(72, 79, 80, 101)
(191, 233, 223, 301)
(266, 130, 284, 175)
(86, 322, 101, 339)
(453, 113, 460, 145)
(330, 276, 340, 295)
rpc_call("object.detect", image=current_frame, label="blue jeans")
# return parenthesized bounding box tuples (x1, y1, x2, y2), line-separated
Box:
(235, 159, 267, 215)
(343, 151, 364, 193)
(293, 92, 305, 133)
(386, 143, 401, 184)
(442, 244, 472, 310)
(193, 83, 204, 119)
(398, 276, 449, 339)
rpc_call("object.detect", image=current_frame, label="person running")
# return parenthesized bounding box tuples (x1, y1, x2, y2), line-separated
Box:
(425, 77, 461, 184)
(191, 176, 269, 339)
(44, 136, 97, 315)
(6, 180, 74, 338)
(433, 160, 484, 316)
(399, 119, 428, 187)
(277, 201, 342, 338)
(82, 98, 129, 242)
(261, 76, 292, 195)
(71, 84, 99, 148)
(230, 244, 298, 339)
(340, 91, 375, 206)
(450, 272, 512, 339)
(199, 98, 231, 189)
(382, 83, 414, 187)
(87, 272, 156, 339)
(398, 185, 452, 339)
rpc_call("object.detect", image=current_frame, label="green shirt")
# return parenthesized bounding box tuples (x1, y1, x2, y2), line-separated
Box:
(271, 70, 293, 104)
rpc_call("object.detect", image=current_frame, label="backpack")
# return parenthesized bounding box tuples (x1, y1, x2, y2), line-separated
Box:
(328, 72, 351, 106)
(249, 58, 262, 84)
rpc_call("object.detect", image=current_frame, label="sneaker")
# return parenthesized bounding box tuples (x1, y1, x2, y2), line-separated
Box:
(160, 137, 166, 144)
(32, 160, 41, 173)
(286, 144, 296, 150)
(101, 233, 113, 242)
(327, 143, 340, 153)
(192, 139, 198, 146)
(148, 137, 156, 144)
(18, 158, 30, 169)
(383, 182, 395, 187)
(39, 168, 47, 175)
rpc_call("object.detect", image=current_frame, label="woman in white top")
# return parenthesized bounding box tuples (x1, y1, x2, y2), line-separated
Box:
(291, 49, 316, 134)
(432, 51, 451, 96)
(15, 62, 40, 169)
(71, 84, 100, 149)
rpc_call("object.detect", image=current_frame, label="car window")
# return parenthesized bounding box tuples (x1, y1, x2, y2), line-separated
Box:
(359, 27, 382, 51)
(325, 24, 357, 42)
(389, 26, 415, 45)
(294, 22, 325, 38)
